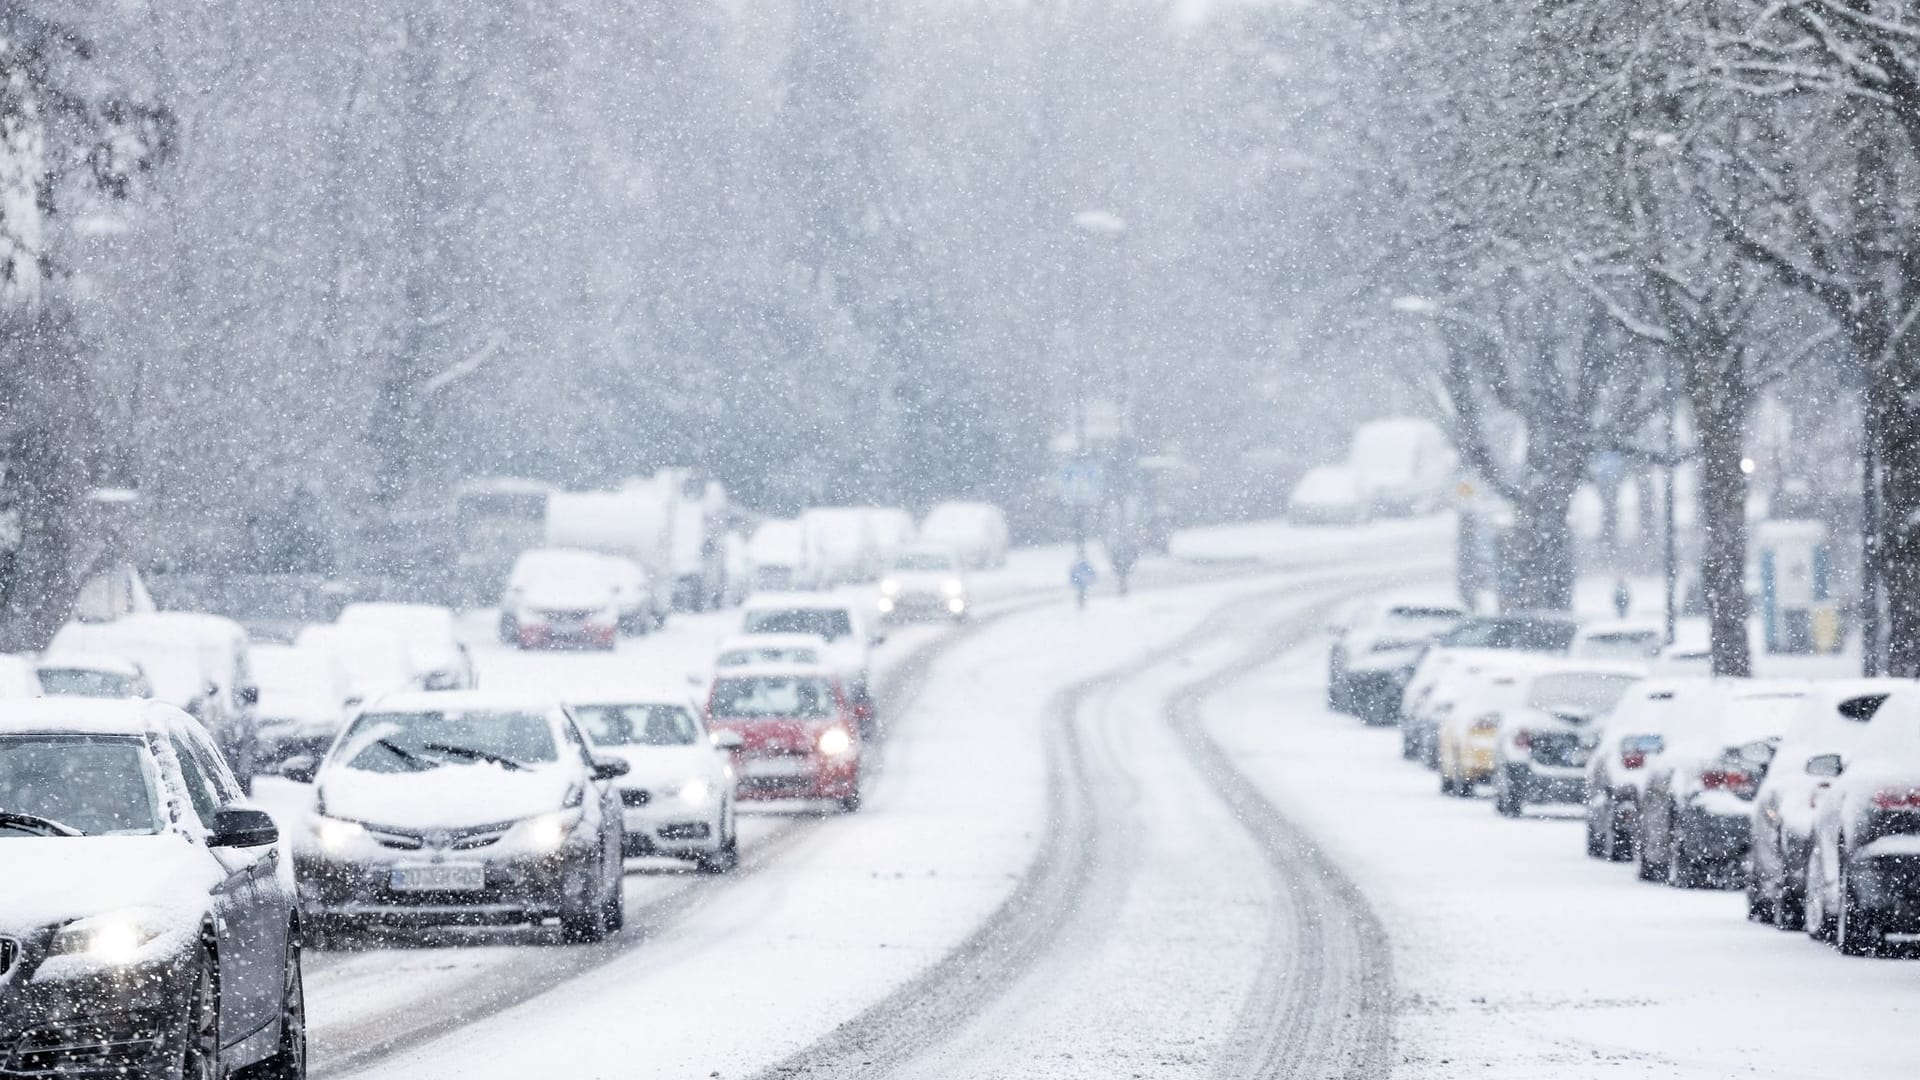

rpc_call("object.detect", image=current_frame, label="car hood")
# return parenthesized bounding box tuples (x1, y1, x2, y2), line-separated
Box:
(0, 835, 216, 936)
(597, 743, 723, 787)
(320, 762, 574, 830)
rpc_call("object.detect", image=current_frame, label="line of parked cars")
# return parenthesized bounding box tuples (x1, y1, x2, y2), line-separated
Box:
(1330, 598, 1920, 958)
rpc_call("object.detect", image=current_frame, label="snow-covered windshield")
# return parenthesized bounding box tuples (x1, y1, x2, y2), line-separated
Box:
(37, 668, 143, 699)
(340, 710, 558, 772)
(574, 704, 700, 747)
(710, 677, 836, 719)
(1527, 673, 1636, 716)
(0, 735, 162, 836)
(717, 647, 819, 668)
(892, 552, 955, 573)
(745, 610, 852, 640)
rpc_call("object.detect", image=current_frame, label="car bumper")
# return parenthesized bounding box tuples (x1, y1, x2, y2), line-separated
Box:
(1343, 669, 1411, 720)
(1676, 803, 1754, 864)
(619, 803, 726, 858)
(733, 753, 859, 802)
(1508, 764, 1587, 804)
(294, 848, 590, 927)
(0, 948, 193, 1079)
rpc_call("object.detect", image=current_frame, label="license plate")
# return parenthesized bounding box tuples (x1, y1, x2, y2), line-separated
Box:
(744, 757, 812, 779)
(390, 863, 485, 892)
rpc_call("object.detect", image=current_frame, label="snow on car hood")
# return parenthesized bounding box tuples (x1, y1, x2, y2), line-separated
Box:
(0, 835, 216, 936)
(320, 761, 574, 830)
(597, 743, 722, 788)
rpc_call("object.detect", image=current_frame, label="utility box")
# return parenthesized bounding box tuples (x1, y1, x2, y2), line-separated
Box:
(1757, 519, 1839, 654)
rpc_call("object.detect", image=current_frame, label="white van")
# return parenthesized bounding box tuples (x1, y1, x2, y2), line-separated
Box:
(1349, 417, 1456, 517)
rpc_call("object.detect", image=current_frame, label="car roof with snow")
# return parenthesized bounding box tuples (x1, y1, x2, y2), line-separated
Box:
(0, 697, 189, 736)
(358, 690, 561, 714)
(35, 651, 145, 677)
(566, 687, 703, 709)
(72, 611, 246, 641)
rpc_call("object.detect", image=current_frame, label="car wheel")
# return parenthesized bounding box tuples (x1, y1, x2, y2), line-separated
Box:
(176, 946, 219, 1080)
(1400, 726, 1420, 761)
(1666, 816, 1705, 889)
(1745, 876, 1775, 924)
(1805, 846, 1837, 943)
(1495, 771, 1523, 818)
(838, 790, 862, 814)
(253, 943, 307, 1079)
(1774, 867, 1807, 932)
(561, 852, 612, 944)
(1836, 860, 1883, 957)
(1635, 815, 1666, 883)
(697, 831, 739, 874)
(498, 614, 518, 645)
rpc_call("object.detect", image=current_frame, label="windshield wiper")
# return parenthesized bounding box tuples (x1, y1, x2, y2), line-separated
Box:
(375, 738, 439, 771)
(0, 810, 85, 837)
(420, 742, 527, 771)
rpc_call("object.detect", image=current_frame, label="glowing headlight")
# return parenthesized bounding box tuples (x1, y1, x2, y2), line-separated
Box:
(947, 597, 967, 614)
(524, 809, 580, 853)
(879, 578, 902, 597)
(941, 578, 965, 598)
(314, 816, 367, 854)
(817, 727, 854, 757)
(877, 597, 896, 614)
(50, 909, 168, 965)
(678, 779, 712, 805)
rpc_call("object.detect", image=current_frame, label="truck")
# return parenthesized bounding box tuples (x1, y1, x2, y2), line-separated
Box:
(544, 470, 731, 616)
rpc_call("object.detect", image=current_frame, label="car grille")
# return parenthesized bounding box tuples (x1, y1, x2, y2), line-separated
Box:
(620, 789, 652, 808)
(369, 821, 514, 851)
(1528, 733, 1586, 768)
(658, 822, 711, 840)
(739, 775, 816, 796)
(6, 1012, 162, 1075)
(537, 608, 597, 622)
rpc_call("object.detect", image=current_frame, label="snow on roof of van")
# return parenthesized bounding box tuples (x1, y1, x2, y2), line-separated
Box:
(0, 698, 185, 735)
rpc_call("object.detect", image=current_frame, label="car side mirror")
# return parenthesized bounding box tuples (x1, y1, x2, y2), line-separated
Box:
(209, 807, 278, 848)
(590, 756, 630, 781)
(869, 632, 886, 646)
(1805, 753, 1845, 778)
(239, 685, 260, 707)
(710, 729, 744, 751)
(279, 756, 319, 784)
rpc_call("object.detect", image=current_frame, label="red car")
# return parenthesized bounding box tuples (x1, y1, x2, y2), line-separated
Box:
(707, 664, 863, 811)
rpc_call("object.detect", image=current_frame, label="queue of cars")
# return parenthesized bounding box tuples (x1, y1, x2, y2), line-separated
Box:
(1332, 597, 1920, 957)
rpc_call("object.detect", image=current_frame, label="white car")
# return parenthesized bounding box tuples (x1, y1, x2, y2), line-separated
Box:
(1486, 662, 1645, 816)
(713, 633, 825, 669)
(34, 652, 150, 699)
(876, 546, 970, 622)
(335, 602, 475, 689)
(1804, 692, 1920, 954)
(1569, 620, 1665, 664)
(1288, 465, 1368, 525)
(500, 547, 627, 650)
(570, 693, 740, 872)
(295, 623, 416, 711)
(1327, 600, 1463, 721)
(1584, 676, 1730, 861)
(250, 642, 352, 769)
(740, 594, 881, 733)
(0, 654, 42, 698)
(919, 501, 1009, 570)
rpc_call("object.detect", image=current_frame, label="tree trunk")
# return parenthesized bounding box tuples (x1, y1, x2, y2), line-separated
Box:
(1498, 476, 1578, 611)
(1878, 388, 1920, 676)
(1692, 388, 1754, 677)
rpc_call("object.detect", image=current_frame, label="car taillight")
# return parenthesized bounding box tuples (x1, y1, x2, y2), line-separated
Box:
(1700, 767, 1759, 800)
(1620, 750, 1646, 770)
(1871, 788, 1920, 811)
(1511, 729, 1532, 750)
(1469, 713, 1500, 735)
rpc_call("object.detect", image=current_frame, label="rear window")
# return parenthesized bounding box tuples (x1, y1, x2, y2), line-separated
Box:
(573, 704, 700, 747)
(744, 609, 852, 640)
(1527, 673, 1637, 716)
(717, 647, 818, 668)
(710, 676, 836, 719)
(38, 668, 144, 699)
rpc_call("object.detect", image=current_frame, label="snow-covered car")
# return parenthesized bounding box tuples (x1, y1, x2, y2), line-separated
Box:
(1803, 692, 1920, 954)
(1348, 416, 1455, 516)
(712, 633, 825, 670)
(249, 642, 351, 770)
(746, 519, 816, 592)
(500, 547, 625, 650)
(800, 507, 882, 587)
(0, 698, 302, 1080)
(1487, 663, 1644, 816)
(603, 554, 663, 635)
(295, 623, 416, 711)
(1569, 619, 1665, 664)
(1583, 677, 1730, 862)
(1747, 679, 1910, 929)
(570, 693, 739, 871)
(1287, 465, 1368, 525)
(706, 665, 862, 811)
(1436, 659, 1562, 796)
(919, 501, 1010, 570)
(291, 692, 628, 943)
(1327, 600, 1463, 722)
(33, 652, 149, 699)
(50, 614, 261, 787)
(860, 506, 918, 563)
(1635, 680, 1807, 888)
(1398, 613, 1579, 762)
(335, 603, 475, 690)
(0, 655, 42, 699)
(876, 545, 970, 623)
(740, 594, 880, 733)
(1412, 651, 1540, 774)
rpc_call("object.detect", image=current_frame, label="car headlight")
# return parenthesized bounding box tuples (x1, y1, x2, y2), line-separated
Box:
(523, 809, 582, 854)
(817, 727, 854, 757)
(942, 578, 964, 597)
(880, 578, 902, 597)
(877, 597, 896, 614)
(678, 779, 712, 805)
(49, 909, 170, 965)
(313, 815, 367, 854)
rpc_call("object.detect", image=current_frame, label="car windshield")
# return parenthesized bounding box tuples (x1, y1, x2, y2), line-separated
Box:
(1527, 673, 1637, 715)
(37, 668, 143, 699)
(710, 676, 836, 719)
(574, 704, 700, 747)
(892, 553, 954, 572)
(0, 735, 163, 836)
(340, 710, 558, 773)
(745, 609, 852, 640)
(718, 647, 818, 667)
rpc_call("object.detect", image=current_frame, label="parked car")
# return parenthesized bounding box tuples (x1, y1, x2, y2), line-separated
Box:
(0, 656, 41, 699)
(0, 698, 302, 1080)
(1636, 680, 1807, 888)
(1487, 663, 1644, 816)
(335, 603, 474, 690)
(294, 624, 415, 712)
(289, 692, 628, 944)
(33, 652, 149, 699)
(500, 548, 625, 650)
(1584, 677, 1730, 862)
(1348, 416, 1456, 517)
(1569, 619, 1665, 664)
(706, 665, 862, 811)
(1436, 660, 1612, 797)
(739, 594, 881, 734)
(919, 501, 1010, 570)
(712, 633, 826, 670)
(1287, 465, 1368, 525)
(569, 692, 740, 871)
(50, 613, 260, 787)
(1748, 679, 1910, 929)
(1405, 650, 1539, 771)
(1397, 612, 1582, 734)
(250, 643, 352, 771)
(877, 545, 970, 623)
(1327, 600, 1464, 722)
(1803, 691, 1920, 954)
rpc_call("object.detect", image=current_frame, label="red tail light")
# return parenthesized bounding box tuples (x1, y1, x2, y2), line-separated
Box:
(1700, 767, 1758, 799)
(1620, 750, 1646, 770)
(1871, 788, 1920, 811)
(1511, 729, 1532, 750)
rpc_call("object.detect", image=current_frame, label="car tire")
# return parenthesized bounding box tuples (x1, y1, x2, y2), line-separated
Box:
(1635, 817, 1666, 883)
(697, 831, 740, 874)
(838, 790, 862, 814)
(177, 945, 219, 1080)
(1836, 860, 1883, 957)
(561, 853, 612, 945)
(253, 943, 307, 1080)
(1774, 874, 1807, 932)
(1745, 877, 1775, 924)
(1804, 846, 1837, 943)
(1666, 817, 1706, 889)
(1495, 770, 1523, 818)
(1400, 726, 1420, 761)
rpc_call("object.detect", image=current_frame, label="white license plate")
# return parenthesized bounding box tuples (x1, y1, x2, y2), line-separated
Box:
(390, 863, 485, 892)
(744, 757, 812, 779)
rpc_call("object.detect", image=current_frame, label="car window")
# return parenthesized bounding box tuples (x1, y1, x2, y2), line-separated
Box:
(178, 727, 243, 804)
(560, 715, 594, 765)
(710, 676, 836, 718)
(37, 668, 144, 698)
(0, 734, 164, 836)
(892, 552, 954, 572)
(169, 736, 224, 826)
(745, 609, 852, 639)
(574, 704, 701, 747)
(1526, 673, 1636, 715)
